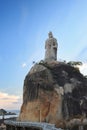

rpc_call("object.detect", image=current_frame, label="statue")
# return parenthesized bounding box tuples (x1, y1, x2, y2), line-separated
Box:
(45, 32, 58, 62)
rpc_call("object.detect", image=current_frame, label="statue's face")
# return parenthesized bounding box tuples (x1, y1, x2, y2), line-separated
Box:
(48, 32, 53, 38)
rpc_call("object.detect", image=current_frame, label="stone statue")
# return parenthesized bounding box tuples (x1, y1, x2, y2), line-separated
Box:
(45, 32, 58, 62)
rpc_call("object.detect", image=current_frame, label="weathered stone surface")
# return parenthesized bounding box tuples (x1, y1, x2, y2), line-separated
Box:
(18, 61, 87, 129)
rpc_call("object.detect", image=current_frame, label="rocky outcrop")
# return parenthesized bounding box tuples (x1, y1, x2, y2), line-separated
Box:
(0, 109, 16, 116)
(18, 61, 87, 129)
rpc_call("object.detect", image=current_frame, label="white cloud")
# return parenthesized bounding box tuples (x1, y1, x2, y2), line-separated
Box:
(22, 63, 27, 68)
(78, 62, 87, 76)
(0, 91, 22, 110)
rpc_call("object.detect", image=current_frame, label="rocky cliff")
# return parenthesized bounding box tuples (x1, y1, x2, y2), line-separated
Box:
(18, 61, 87, 129)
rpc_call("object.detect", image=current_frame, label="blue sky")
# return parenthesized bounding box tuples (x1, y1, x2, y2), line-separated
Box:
(0, 0, 87, 109)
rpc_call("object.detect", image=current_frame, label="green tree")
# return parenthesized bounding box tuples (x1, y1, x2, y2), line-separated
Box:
(67, 61, 82, 66)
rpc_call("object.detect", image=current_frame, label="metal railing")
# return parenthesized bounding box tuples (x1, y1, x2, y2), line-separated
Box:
(4, 120, 63, 130)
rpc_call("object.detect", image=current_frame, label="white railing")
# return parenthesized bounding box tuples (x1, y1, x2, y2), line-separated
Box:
(4, 120, 63, 130)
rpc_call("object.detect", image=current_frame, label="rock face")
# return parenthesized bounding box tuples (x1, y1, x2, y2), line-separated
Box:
(19, 61, 87, 128)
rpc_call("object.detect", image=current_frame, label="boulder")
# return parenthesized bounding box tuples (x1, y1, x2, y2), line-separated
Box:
(18, 61, 87, 128)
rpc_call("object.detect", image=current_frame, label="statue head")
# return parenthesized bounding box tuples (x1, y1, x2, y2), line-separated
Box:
(48, 31, 53, 38)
